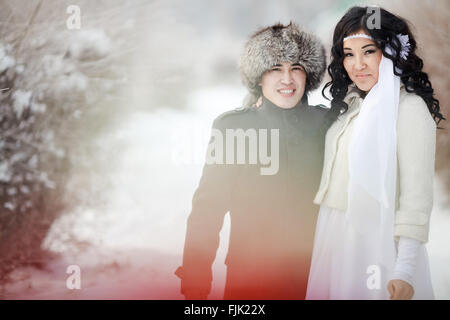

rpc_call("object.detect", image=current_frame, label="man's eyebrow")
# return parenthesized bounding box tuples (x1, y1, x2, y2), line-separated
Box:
(271, 63, 303, 68)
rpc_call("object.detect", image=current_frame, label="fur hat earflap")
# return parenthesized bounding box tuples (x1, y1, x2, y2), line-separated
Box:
(240, 22, 326, 106)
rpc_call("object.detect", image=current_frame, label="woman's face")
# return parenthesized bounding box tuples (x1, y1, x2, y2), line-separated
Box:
(342, 31, 382, 92)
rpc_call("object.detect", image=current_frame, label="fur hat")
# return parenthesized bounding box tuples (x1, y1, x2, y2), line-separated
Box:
(240, 22, 326, 107)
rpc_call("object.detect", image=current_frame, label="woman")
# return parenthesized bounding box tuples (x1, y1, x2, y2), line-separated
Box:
(306, 6, 445, 299)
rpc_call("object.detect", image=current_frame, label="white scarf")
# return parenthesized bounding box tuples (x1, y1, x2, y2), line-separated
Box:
(346, 53, 400, 274)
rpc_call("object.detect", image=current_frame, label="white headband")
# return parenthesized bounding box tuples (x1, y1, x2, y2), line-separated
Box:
(343, 33, 374, 42)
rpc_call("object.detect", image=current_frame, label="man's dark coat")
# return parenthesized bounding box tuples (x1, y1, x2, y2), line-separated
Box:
(176, 96, 328, 299)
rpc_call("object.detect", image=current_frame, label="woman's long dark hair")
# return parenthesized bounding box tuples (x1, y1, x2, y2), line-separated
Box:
(323, 6, 445, 127)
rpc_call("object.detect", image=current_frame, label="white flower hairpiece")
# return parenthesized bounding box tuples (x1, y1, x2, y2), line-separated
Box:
(385, 33, 411, 74)
(395, 34, 411, 60)
(385, 33, 410, 60)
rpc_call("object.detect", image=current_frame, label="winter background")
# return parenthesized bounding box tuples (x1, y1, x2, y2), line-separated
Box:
(0, 0, 448, 299)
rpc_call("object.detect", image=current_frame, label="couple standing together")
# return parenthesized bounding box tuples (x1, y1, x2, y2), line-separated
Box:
(176, 6, 445, 300)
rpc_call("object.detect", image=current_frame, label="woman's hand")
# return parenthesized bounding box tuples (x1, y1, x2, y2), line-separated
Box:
(387, 279, 414, 300)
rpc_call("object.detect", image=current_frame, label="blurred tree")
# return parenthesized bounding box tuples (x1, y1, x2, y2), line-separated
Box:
(0, 0, 133, 281)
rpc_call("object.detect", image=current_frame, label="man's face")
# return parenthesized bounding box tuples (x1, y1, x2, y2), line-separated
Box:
(259, 62, 306, 109)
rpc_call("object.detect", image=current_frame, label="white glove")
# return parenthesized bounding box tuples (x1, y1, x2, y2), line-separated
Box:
(393, 236, 421, 286)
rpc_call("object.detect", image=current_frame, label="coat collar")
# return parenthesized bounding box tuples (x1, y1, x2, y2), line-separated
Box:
(345, 82, 406, 101)
(259, 95, 308, 114)
(343, 82, 407, 115)
(343, 86, 364, 116)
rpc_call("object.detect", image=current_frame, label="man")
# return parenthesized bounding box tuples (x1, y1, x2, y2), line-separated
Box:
(175, 23, 328, 299)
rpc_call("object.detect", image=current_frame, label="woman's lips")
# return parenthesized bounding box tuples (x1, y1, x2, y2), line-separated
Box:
(277, 88, 296, 97)
(355, 74, 371, 78)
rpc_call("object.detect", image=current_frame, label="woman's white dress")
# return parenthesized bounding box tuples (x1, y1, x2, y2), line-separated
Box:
(305, 204, 435, 300)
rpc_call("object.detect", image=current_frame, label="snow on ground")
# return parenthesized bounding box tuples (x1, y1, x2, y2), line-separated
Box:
(2, 85, 449, 299)
(2, 85, 246, 299)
